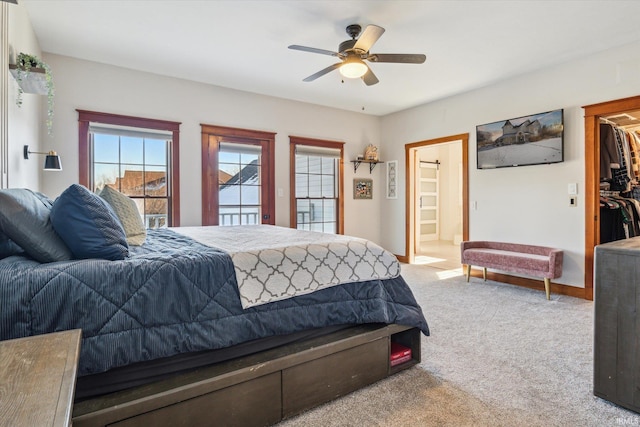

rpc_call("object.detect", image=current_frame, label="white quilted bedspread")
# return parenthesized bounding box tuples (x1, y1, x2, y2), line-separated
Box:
(174, 225, 401, 308)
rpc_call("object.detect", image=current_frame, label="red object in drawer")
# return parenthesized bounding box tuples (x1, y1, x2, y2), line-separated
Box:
(390, 342, 412, 366)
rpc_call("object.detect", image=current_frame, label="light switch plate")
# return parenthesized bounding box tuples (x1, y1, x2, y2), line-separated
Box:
(568, 183, 578, 195)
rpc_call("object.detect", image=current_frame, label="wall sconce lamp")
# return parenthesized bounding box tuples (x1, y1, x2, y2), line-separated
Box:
(23, 145, 62, 171)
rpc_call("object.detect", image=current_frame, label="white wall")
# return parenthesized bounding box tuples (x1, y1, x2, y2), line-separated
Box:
(380, 40, 640, 289)
(416, 142, 462, 243)
(438, 143, 462, 242)
(7, 4, 42, 189)
(14, 6, 640, 287)
(440, 142, 462, 242)
(39, 54, 384, 243)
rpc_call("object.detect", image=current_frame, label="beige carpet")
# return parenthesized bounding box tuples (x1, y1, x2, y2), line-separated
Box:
(278, 263, 640, 427)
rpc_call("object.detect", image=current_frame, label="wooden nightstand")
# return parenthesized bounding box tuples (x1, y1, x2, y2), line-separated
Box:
(0, 329, 81, 426)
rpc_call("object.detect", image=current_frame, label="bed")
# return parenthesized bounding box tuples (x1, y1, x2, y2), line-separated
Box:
(0, 186, 429, 426)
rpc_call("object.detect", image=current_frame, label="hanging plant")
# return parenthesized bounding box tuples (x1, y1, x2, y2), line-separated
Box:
(14, 52, 55, 136)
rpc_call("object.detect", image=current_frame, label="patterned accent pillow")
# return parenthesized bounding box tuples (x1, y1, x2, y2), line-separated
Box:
(0, 188, 73, 262)
(50, 184, 129, 260)
(99, 186, 146, 246)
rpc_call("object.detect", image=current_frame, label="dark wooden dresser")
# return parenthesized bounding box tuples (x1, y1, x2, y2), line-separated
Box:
(0, 329, 81, 426)
(594, 237, 640, 413)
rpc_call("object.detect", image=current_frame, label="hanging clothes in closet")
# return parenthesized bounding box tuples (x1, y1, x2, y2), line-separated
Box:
(600, 121, 640, 243)
(600, 192, 640, 243)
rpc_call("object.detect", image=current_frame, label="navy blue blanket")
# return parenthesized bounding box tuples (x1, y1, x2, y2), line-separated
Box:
(0, 229, 429, 376)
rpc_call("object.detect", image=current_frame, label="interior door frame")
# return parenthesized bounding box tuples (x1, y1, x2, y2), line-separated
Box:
(405, 133, 469, 264)
(583, 94, 640, 301)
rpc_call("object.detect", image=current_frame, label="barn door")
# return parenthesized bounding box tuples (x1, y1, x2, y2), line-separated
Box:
(415, 159, 440, 252)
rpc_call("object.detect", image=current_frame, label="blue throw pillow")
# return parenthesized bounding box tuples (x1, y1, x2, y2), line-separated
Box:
(50, 184, 129, 260)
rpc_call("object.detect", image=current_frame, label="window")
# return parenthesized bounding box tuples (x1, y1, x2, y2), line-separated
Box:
(90, 126, 170, 228)
(78, 110, 181, 227)
(218, 142, 262, 225)
(290, 136, 344, 234)
(201, 125, 275, 226)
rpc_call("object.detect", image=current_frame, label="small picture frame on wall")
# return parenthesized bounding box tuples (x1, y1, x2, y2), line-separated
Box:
(386, 160, 398, 199)
(354, 178, 373, 199)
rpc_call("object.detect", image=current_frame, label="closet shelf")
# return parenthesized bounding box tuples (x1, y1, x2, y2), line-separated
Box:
(351, 159, 383, 173)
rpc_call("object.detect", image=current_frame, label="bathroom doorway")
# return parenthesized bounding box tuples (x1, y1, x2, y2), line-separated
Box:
(405, 134, 469, 268)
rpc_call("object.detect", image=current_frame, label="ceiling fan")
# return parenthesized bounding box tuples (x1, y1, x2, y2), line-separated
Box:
(288, 24, 426, 86)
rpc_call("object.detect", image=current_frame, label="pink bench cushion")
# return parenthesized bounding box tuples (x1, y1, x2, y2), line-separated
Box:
(463, 248, 551, 274)
(461, 241, 563, 279)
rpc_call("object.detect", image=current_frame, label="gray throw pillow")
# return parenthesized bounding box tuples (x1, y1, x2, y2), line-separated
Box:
(0, 188, 73, 262)
(0, 232, 23, 259)
(99, 186, 146, 246)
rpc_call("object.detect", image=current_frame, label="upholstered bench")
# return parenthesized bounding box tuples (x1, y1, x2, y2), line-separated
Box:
(460, 241, 563, 300)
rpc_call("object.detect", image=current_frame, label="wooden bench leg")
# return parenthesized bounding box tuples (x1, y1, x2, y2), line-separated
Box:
(544, 278, 551, 300)
(482, 267, 487, 281)
(466, 265, 471, 282)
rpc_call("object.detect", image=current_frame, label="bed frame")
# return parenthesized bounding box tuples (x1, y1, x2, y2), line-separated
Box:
(72, 324, 421, 426)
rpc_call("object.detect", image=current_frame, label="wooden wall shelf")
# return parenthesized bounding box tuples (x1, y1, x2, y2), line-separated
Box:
(9, 64, 48, 94)
(351, 159, 383, 173)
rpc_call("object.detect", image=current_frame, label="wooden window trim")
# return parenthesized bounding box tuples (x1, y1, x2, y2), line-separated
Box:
(77, 110, 181, 226)
(289, 136, 344, 234)
(201, 124, 276, 226)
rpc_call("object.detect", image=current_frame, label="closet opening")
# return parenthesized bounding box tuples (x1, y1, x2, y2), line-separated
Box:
(598, 111, 640, 243)
(584, 95, 640, 300)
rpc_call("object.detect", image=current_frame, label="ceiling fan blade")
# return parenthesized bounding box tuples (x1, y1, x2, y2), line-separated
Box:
(303, 62, 342, 82)
(288, 45, 340, 57)
(362, 67, 379, 86)
(353, 25, 385, 53)
(368, 53, 426, 64)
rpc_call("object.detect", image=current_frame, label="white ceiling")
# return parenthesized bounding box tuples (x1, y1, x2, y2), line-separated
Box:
(19, 0, 640, 116)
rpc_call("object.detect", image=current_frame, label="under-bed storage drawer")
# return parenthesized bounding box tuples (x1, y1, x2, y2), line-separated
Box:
(281, 338, 388, 418)
(74, 325, 421, 427)
(108, 372, 281, 427)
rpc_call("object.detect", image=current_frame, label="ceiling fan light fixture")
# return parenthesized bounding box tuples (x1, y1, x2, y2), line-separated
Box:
(339, 56, 368, 79)
(290, 23, 424, 85)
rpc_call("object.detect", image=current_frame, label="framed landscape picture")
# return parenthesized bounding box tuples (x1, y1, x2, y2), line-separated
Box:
(354, 178, 373, 199)
(476, 109, 564, 169)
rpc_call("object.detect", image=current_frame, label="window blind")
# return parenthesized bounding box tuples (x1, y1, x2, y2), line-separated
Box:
(89, 125, 172, 140)
(295, 145, 341, 158)
(219, 142, 262, 155)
